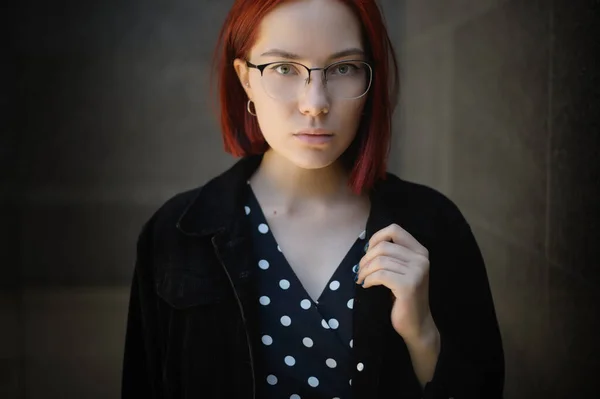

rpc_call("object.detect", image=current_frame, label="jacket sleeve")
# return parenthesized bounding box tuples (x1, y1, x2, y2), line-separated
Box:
(121, 219, 164, 398)
(423, 217, 505, 399)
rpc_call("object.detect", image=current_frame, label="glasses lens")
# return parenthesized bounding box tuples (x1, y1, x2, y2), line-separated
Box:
(260, 62, 307, 101)
(325, 61, 372, 99)
(260, 61, 372, 101)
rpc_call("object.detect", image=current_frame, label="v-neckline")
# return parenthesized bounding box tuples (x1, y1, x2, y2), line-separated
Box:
(247, 184, 364, 306)
(284, 235, 362, 306)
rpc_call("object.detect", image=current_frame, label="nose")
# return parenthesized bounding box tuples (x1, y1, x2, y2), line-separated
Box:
(298, 71, 330, 116)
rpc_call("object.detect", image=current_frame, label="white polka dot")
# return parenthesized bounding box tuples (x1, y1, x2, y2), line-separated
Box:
(349, 379, 352, 386)
(300, 299, 311, 310)
(357, 362, 364, 371)
(258, 259, 269, 270)
(280, 315, 291, 326)
(279, 279, 290, 289)
(349, 339, 353, 348)
(259, 296, 270, 306)
(308, 376, 319, 387)
(267, 374, 277, 385)
(321, 319, 330, 329)
(328, 318, 339, 329)
(326, 358, 337, 368)
(277, 245, 282, 252)
(347, 298, 354, 309)
(290, 395, 300, 399)
(329, 280, 340, 291)
(258, 223, 269, 234)
(262, 335, 273, 345)
(302, 337, 313, 347)
(244, 206, 250, 215)
(284, 356, 296, 366)
(359, 230, 366, 239)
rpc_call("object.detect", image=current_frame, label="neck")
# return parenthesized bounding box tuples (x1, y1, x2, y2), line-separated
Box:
(248, 150, 361, 214)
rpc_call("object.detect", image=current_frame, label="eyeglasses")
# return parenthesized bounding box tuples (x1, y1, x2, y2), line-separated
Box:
(246, 59, 373, 101)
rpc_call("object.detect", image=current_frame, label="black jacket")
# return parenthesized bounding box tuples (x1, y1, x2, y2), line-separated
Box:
(121, 154, 505, 399)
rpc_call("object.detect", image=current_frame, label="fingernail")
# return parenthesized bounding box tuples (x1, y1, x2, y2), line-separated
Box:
(352, 264, 359, 273)
(353, 274, 359, 282)
(363, 242, 369, 252)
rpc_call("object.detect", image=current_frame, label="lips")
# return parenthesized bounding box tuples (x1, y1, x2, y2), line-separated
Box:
(293, 128, 333, 136)
(293, 130, 334, 145)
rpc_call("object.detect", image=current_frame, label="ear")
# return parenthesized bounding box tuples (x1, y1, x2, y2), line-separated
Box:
(233, 58, 253, 99)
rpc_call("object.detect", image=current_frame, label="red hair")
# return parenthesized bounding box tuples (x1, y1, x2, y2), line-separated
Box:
(211, 0, 399, 194)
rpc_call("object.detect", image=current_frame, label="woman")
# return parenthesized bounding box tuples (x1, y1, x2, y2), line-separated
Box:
(121, 0, 505, 398)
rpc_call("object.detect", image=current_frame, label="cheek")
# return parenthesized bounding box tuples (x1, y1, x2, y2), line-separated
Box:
(253, 96, 294, 138)
(339, 100, 366, 129)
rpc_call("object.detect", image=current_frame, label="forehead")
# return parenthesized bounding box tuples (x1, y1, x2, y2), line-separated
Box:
(251, 0, 363, 62)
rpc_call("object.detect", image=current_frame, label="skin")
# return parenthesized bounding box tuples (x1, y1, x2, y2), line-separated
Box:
(233, 0, 440, 388)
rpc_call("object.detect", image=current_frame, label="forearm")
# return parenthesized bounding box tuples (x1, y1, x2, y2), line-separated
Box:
(403, 317, 441, 388)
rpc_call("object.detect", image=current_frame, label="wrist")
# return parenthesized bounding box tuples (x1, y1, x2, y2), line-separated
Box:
(404, 315, 440, 352)
(402, 315, 441, 387)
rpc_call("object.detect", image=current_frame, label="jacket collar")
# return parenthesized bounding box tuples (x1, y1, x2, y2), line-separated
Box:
(175, 154, 265, 238)
(176, 153, 396, 239)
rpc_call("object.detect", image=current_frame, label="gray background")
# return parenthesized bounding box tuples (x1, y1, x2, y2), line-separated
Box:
(3, 0, 599, 397)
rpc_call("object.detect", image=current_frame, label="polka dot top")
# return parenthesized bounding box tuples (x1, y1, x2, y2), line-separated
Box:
(244, 183, 368, 399)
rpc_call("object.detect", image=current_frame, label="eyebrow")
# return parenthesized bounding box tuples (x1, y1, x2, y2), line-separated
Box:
(259, 48, 365, 61)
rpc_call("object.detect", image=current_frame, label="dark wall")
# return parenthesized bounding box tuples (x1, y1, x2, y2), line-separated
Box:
(11, 0, 235, 287)
(546, 0, 599, 395)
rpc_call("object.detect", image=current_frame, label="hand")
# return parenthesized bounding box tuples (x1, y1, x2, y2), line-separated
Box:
(356, 223, 438, 342)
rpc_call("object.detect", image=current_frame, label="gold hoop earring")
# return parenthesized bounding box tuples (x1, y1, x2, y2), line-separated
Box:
(247, 100, 257, 116)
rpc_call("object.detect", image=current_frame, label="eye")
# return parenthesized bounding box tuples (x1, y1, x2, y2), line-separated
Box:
(337, 64, 351, 74)
(271, 63, 299, 76)
(332, 63, 357, 75)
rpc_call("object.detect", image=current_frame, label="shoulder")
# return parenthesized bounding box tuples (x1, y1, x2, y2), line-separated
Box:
(379, 172, 471, 238)
(137, 186, 204, 244)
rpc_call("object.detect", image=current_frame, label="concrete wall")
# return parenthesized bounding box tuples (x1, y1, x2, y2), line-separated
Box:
(4, 0, 598, 397)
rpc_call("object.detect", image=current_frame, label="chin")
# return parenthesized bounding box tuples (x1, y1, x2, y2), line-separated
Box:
(286, 151, 343, 170)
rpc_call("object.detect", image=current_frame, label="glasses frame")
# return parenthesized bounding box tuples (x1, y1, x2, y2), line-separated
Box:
(245, 59, 373, 100)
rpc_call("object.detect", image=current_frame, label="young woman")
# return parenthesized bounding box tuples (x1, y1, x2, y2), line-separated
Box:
(121, 1, 505, 398)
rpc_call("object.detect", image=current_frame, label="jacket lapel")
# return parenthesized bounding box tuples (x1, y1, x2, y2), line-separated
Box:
(350, 182, 398, 396)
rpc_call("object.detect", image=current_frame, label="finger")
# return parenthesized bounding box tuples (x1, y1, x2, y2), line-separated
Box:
(356, 255, 410, 285)
(361, 268, 413, 290)
(359, 240, 416, 270)
(368, 223, 428, 257)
